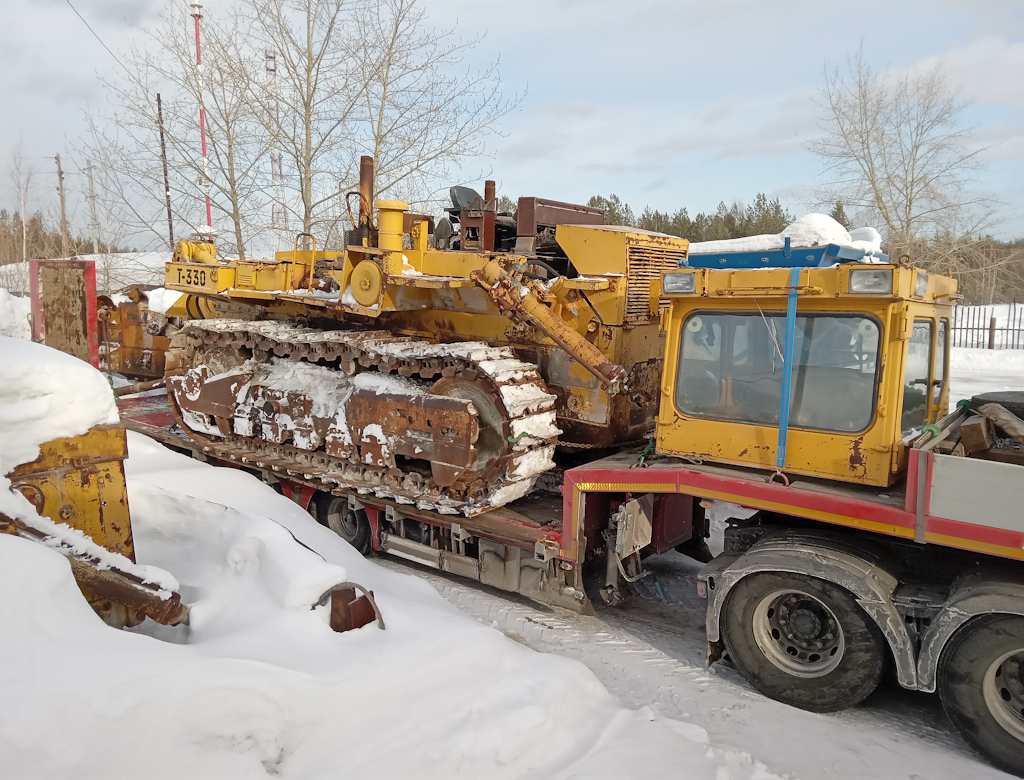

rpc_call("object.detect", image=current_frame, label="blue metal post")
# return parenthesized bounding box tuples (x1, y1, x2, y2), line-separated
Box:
(775, 267, 801, 470)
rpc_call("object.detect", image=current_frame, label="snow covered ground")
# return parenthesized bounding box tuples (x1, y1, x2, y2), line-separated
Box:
(0, 288, 30, 339)
(950, 347, 1024, 403)
(0, 339, 772, 779)
(1, 334, 1023, 778)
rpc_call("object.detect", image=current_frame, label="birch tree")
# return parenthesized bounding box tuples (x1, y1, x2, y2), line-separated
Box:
(81, 4, 268, 258)
(245, 0, 365, 239)
(811, 47, 989, 254)
(353, 0, 520, 206)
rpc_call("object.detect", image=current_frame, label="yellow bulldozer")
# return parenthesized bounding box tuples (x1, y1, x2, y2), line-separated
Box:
(163, 157, 686, 515)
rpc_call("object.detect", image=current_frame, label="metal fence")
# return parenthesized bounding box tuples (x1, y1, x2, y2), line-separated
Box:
(952, 303, 1024, 349)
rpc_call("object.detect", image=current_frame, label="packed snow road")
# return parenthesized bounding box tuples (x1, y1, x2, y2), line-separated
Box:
(378, 553, 1010, 780)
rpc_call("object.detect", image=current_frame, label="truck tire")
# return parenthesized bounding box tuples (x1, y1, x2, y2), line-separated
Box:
(938, 614, 1024, 777)
(721, 571, 887, 713)
(314, 494, 371, 554)
(971, 391, 1024, 418)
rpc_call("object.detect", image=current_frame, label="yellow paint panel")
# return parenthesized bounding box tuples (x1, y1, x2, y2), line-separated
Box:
(7, 425, 134, 559)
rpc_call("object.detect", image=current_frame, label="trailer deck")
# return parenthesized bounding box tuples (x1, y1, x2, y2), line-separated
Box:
(566, 449, 1024, 563)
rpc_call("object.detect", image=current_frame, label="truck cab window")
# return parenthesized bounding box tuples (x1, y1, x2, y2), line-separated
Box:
(675, 312, 880, 433)
(902, 320, 933, 436)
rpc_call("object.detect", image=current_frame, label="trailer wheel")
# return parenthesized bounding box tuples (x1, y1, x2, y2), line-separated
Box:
(722, 571, 887, 712)
(938, 615, 1024, 777)
(314, 494, 371, 554)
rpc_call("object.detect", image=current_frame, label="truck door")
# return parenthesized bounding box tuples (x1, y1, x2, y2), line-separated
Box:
(901, 319, 933, 436)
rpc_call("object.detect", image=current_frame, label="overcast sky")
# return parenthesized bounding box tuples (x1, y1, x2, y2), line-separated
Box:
(2, 0, 1023, 244)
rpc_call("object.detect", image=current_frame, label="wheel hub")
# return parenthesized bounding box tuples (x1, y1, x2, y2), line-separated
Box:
(787, 606, 824, 640)
(984, 648, 1024, 741)
(326, 499, 360, 542)
(753, 589, 846, 678)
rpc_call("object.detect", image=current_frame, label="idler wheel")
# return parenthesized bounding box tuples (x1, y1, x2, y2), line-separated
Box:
(430, 376, 508, 483)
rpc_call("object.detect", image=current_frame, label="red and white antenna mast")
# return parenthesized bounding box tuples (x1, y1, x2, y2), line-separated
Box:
(190, 1, 213, 235)
(266, 50, 288, 250)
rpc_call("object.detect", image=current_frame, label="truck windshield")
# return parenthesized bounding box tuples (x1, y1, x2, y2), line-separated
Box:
(675, 312, 880, 433)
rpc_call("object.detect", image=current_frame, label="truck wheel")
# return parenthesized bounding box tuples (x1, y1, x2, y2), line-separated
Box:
(314, 494, 371, 554)
(722, 571, 887, 712)
(938, 615, 1024, 777)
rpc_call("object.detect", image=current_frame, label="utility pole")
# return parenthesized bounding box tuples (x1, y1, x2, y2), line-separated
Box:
(86, 160, 100, 254)
(156, 93, 175, 247)
(190, 2, 213, 235)
(55, 153, 69, 258)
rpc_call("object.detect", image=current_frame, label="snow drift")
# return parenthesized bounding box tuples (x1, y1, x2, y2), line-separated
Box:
(0, 431, 745, 778)
(0, 288, 31, 339)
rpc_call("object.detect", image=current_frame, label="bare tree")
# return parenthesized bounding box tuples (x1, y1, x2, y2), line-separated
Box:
(353, 0, 521, 206)
(11, 145, 33, 266)
(81, 3, 269, 258)
(811, 46, 991, 254)
(246, 0, 365, 239)
(79, 0, 519, 256)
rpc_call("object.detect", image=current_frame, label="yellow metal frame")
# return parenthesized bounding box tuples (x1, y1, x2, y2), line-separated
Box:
(6, 425, 135, 559)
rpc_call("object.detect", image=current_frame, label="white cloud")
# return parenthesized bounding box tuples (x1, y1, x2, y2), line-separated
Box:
(1, 0, 1022, 238)
(903, 37, 1024, 109)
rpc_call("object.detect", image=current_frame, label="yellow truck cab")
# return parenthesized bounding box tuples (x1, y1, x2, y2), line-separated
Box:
(657, 263, 959, 486)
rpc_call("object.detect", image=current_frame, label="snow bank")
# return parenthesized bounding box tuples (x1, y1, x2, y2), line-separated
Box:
(0, 288, 31, 339)
(0, 430, 752, 778)
(951, 346, 1024, 375)
(0, 338, 118, 472)
(689, 214, 883, 257)
(949, 346, 1024, 403)
(0, 338, 180, 591)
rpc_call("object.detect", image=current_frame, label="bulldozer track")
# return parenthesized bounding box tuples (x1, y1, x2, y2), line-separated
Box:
(166, 319, 561, 515)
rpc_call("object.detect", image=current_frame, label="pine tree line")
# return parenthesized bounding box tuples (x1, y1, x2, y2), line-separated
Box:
(0, 210, 124, 268)
(585, 193, 798, 242)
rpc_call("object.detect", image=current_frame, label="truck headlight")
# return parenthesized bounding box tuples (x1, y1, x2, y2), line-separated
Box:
(914, 272, 928, 298)
(663, 272, 696, 295)
(849, 268, 893, 294)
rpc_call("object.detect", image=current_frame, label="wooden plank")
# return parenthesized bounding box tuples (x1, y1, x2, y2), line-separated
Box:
(971, 447, 1024, 467)
(977, 403, 1024, 445)
(961, 415, 995, 453)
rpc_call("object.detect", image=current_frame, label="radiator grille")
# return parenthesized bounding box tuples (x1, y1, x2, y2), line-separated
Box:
(626, 242, 687, 323)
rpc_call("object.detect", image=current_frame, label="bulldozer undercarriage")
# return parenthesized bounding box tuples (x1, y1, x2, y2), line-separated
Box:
(166, 320, 561, 515)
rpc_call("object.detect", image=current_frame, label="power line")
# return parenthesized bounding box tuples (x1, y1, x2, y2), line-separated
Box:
(63, 0, 132, 77)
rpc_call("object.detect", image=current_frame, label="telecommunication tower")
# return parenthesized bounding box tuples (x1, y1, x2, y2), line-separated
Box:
(266, 51, 288, 250)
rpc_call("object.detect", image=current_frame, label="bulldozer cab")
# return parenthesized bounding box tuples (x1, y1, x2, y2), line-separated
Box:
(656, 263, 959, 486)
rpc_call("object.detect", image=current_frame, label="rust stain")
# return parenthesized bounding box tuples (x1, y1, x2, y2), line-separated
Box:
(848, 436, 866, 473)
(738, 448, 749, 457)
